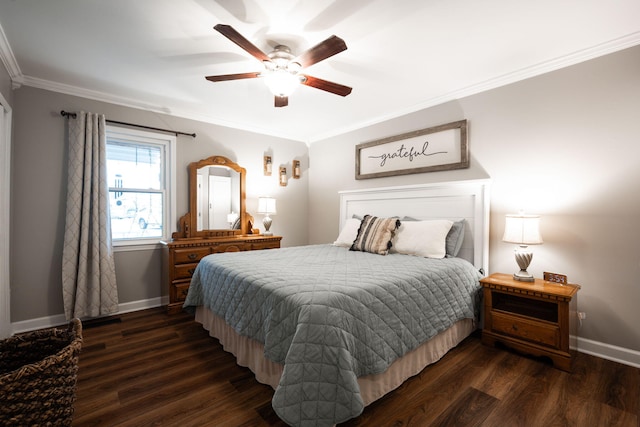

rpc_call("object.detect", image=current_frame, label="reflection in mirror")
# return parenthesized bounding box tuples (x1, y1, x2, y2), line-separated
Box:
(195, 166, 241, 231)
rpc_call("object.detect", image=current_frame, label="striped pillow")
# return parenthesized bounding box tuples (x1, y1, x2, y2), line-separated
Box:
(350, 215, 400, 255)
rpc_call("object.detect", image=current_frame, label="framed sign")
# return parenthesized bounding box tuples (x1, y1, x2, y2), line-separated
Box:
(356, 120, 468, 180)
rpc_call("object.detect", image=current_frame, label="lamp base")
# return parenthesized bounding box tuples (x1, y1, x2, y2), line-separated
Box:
(513, 270, 535, 282)
(263, 215, 273, 236)
(512, 247, 535, 282)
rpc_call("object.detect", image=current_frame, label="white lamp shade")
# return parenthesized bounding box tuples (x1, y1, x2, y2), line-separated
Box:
(503, 214, 543, 245)
(257, 197, 277, 215)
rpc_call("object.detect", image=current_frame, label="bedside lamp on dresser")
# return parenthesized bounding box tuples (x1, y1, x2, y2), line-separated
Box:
(257, 196, 277, 236)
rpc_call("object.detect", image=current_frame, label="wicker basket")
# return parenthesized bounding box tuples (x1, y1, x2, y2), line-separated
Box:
(0, 319, 83, 426)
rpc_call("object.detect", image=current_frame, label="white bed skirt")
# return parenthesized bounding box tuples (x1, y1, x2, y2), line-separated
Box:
(195, 306, 475, 406)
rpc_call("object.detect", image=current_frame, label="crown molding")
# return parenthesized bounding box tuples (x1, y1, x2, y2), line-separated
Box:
(10, 29, 640, 145)
(0, 23, 304, 142)
(307, 31, 640, 144)
(21, 75, 305, 142)
(0, 22, 23, 88)
(22, 75, 175, 113)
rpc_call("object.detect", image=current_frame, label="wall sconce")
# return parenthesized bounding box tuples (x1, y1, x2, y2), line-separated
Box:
(279, 167, 287, 186)
(264, 155, 272, 176)
(292, 160, 301, 179)
(503, 212, 543, 282)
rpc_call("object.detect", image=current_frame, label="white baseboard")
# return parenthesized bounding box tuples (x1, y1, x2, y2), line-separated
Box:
(116, 296, 169, 315)
(574, 336, 640, 369)
(11, 305, 639, 369)
(10, 296, 169, 335)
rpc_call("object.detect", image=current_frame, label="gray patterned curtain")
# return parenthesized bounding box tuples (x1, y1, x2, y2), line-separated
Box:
(62, 111, 118, 320)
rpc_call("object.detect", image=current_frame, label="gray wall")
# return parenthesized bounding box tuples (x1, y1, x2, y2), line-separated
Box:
(6, 44, 640, 355)
(10, 86, 308, 322)
(309, 45, 640, 352)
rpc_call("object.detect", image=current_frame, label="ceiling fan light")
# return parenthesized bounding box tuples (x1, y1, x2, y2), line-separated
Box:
(287, 61, 302, 73)
(264, 69, 300, 97)
(273, 57, 289, 68)
(263, 60, 276, 71)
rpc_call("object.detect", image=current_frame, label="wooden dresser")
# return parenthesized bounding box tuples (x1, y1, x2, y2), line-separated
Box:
(161, 235, 282, 314)
(480, 273, 580, 372)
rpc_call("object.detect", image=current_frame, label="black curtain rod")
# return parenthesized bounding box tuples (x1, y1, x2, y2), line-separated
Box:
(60, 110, 196, 138)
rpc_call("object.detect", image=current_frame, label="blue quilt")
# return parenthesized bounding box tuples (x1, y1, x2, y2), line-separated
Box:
(184, 244, 482, 426)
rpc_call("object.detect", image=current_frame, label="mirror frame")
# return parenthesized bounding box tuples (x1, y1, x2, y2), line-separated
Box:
(173, 155, 247, 239)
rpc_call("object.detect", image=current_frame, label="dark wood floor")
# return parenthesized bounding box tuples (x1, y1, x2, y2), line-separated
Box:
(71, 307, 639, 427)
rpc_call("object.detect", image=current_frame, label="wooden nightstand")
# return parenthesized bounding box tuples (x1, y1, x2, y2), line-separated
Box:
(480, 273, 580, 372)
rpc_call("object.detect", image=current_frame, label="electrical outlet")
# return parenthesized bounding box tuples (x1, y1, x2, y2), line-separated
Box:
(577, 312, 586, 320)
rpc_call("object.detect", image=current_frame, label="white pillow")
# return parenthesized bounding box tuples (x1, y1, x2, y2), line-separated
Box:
(392, 220, 453, 258)
(333, 218, 362, 247)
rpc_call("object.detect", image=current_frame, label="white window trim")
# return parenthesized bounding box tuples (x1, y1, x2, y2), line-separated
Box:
(106, 125, 176, 250)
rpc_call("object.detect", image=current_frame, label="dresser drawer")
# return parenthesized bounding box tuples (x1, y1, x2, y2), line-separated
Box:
(491, 311, 560, 348)
(162, 235, 282, 315)
(211, 242, 246, 253)
(174, 247, 210, 264)
(171, 282, 190, 303)
(174, 263, 199, 280)
(250, 240, 280, 250)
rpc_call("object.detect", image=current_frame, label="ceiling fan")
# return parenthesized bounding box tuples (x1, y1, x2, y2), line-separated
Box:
(205, 24, 352, 107)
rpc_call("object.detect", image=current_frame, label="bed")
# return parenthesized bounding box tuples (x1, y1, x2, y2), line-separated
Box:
(183, 181, 490, 427)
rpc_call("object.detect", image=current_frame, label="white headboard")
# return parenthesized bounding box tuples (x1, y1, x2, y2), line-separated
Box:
(339, 180, 490, 274)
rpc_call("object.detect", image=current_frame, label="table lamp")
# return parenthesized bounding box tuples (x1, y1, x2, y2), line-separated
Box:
(503, 212, 543, 282)
(257, 197, 277, 236)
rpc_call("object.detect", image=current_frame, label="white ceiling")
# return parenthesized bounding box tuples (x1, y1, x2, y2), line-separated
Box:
(1, 0, 639, 143)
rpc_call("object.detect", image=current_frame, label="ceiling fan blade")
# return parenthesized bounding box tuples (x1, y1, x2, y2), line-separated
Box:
(214, 24, 271, 63)
(293, 35, 347, 68)
(275, 96, 288, 107)
(205, 72, 261, 82)
(300, 75, 352, 97)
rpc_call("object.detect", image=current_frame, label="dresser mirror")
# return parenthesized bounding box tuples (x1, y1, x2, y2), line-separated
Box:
(173, 155, 247, 238)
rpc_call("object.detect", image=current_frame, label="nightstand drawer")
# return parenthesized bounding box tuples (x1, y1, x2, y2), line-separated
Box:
(492, 311, 560, 348)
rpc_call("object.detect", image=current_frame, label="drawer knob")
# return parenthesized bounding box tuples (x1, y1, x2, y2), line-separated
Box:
(188, 268, 195, 275)
(187, 253, 198, 260)
(512, 324, 519, 331)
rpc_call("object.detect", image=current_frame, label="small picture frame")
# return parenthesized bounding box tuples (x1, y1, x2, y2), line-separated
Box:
(279, 167, 287, 186)
(264, 155, 272, 176)
(292, 160, 301, 179)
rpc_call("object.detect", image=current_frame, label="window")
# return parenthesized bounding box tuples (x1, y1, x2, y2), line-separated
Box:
(106, 126, 176, 247)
